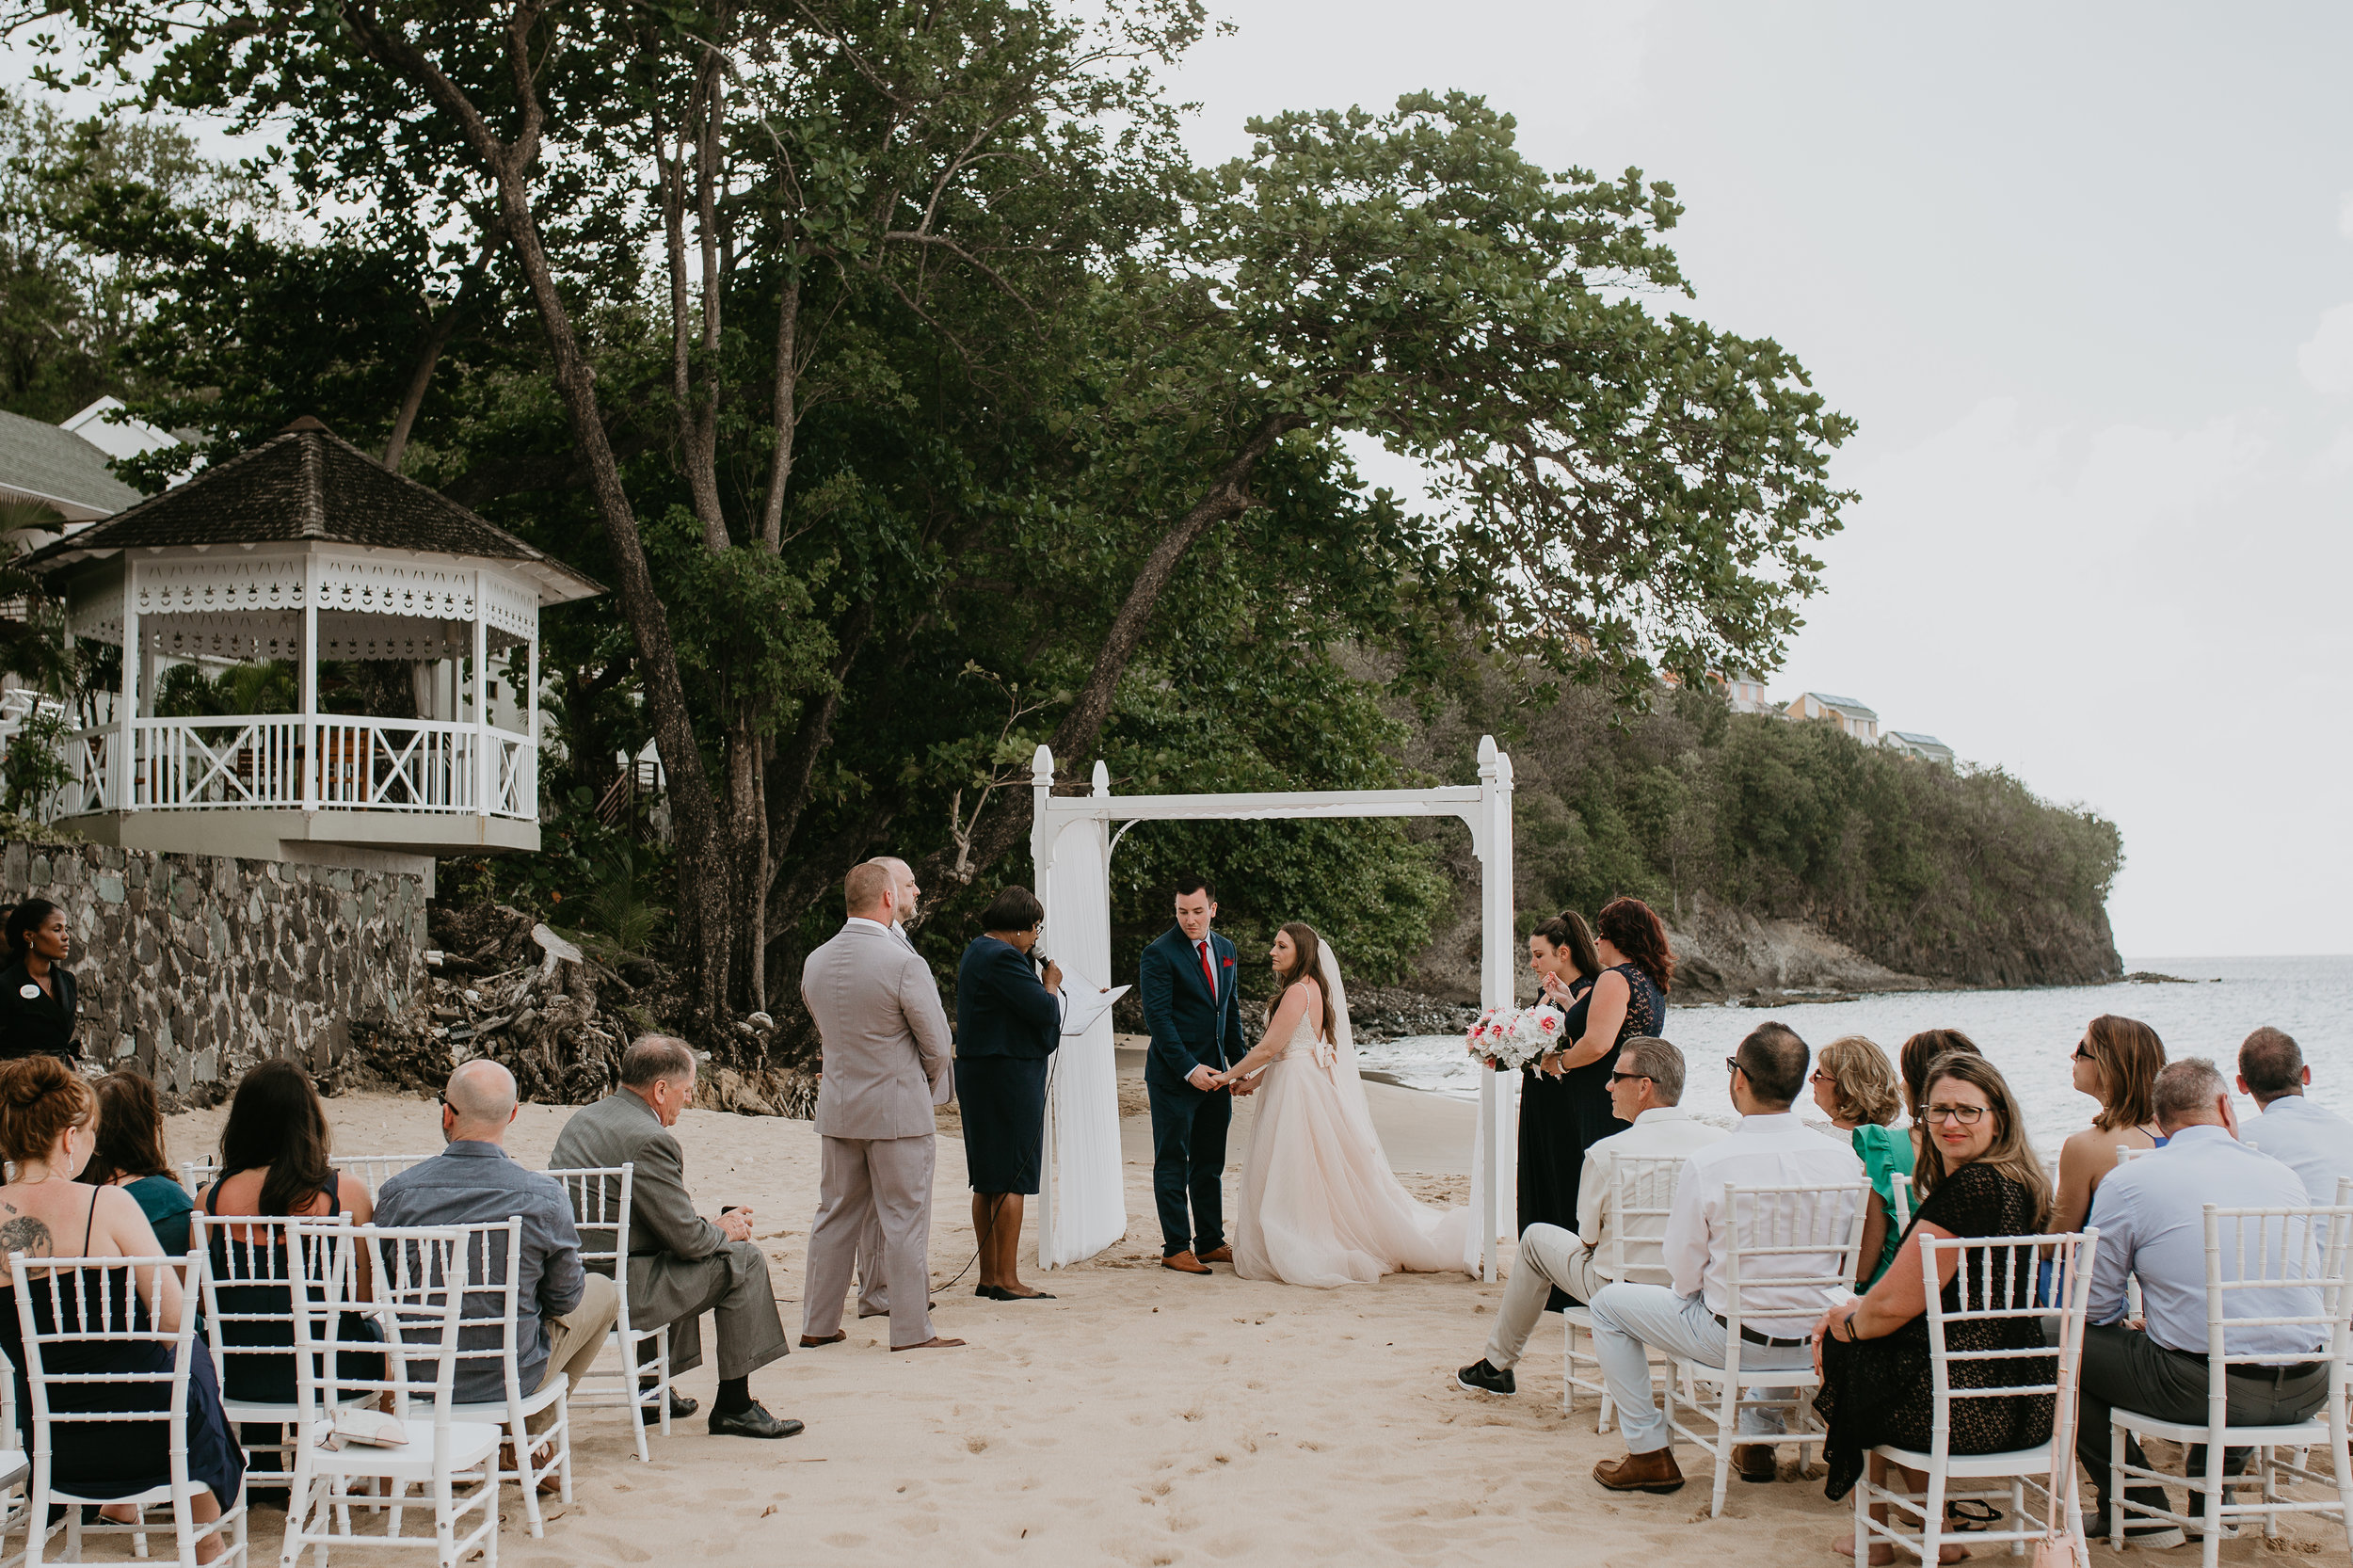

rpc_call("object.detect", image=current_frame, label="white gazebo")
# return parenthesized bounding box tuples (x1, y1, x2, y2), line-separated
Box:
(20, 417, 601, 873)
(1029, 737, 1519, 1277)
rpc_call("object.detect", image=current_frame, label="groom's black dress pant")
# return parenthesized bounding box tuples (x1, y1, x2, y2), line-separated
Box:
(1148, 1078, 1230, 1256)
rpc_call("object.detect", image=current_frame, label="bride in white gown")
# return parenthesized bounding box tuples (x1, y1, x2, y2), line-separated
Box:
(1222, 922, 1471, 1288)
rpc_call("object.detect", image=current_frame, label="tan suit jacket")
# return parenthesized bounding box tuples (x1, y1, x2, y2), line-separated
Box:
(802, 919, 952, 1140)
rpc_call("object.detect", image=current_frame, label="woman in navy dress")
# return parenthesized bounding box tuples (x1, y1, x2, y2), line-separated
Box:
(1515, 911, 1601, 1242)
(1534, 895, 1672, 1281)
(0, 1055, 243, 1560)
(954, 886, 1064, 1302)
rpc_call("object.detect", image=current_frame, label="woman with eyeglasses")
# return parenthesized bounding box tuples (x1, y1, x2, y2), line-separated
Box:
(1515, 911, 1602, 1278)
(953, 886, 1064, 1302)
(1809, 1036, 1913, 1288)
(1810, 1052, 2055, 1562)
(2053, 1014, 2166, 1237)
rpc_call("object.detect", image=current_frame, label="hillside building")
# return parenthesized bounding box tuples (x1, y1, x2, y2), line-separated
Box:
(1785, 690, 1881, 744)
(1884, 730, 1957, 765)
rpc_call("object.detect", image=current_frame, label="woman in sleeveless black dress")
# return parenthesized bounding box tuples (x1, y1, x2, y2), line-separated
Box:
(1516, 911, 1601, 1242)
(1532, 898, 1674, 1298)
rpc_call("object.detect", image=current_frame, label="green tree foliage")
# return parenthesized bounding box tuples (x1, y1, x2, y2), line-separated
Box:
(8, 0, 1862, 1051)
(1494, 685, 2123, 988)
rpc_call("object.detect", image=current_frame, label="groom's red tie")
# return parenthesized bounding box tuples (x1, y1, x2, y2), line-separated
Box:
(1197, 938, 1216, 1000)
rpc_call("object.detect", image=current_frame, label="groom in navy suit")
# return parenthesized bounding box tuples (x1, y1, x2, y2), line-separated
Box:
(1139, 874, 1246, 1275)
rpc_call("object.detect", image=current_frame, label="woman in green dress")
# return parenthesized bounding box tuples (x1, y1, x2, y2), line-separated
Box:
(1810, 1035, 1913, 1288)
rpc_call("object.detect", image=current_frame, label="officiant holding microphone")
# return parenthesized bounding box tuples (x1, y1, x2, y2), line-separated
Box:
(955, 886, 1064, 1301)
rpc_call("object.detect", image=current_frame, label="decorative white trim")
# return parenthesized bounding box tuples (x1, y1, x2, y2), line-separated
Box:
(481, 572, 536, 641)
(312, 557, 473, 622)
(134, 555, 308, 618)
(68, 550, 541, 650)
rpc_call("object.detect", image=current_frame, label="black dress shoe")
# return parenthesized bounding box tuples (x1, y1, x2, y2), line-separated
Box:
(1455, 1359, 1516, 1396)
(975, 1285, 1057, 1301)
(639, 1388, 699, 1424)
(708, 1401, 804, 1440)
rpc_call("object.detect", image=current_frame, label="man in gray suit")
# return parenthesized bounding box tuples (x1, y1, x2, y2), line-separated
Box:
(799, 861, 962, 1352)
(549, 1035, 800, 1439)
(849, 855, 936, 1323)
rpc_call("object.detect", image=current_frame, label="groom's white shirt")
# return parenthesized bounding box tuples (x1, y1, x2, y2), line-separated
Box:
(1574, 1107, 1728, 1284)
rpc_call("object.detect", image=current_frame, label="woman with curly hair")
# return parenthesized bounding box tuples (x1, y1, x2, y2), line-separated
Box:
(1810, 1035, 1913, 1288)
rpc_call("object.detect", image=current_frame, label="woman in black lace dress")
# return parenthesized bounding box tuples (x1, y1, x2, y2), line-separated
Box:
(1515, 911, 1601, 1243)
(1534, 897, 1671, 1289)
(1811, 1052, 2054, 1564)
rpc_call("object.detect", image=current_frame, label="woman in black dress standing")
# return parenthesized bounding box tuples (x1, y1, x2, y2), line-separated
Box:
(0, 899, 81, 1065)
(1516, 910, 1601, 1247)
(1536, 896, 1672, 1251)
(954, 886, 1064, 1302)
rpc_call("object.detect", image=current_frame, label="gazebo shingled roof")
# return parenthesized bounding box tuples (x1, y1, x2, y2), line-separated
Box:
(20, 417, 602, 600)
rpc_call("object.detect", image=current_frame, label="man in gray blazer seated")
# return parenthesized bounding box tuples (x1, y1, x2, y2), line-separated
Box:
(799, 861, 961, 1352)
(549, 1034, 800, 1439)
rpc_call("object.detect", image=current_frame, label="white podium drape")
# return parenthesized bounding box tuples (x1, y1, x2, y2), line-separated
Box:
(1036, 812, 1126, 1266)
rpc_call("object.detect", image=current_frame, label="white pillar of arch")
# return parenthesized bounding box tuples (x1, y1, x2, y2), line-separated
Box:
(1029, 738, 1516, 1276)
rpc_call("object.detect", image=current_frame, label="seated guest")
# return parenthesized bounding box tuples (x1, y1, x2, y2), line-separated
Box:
(549, 1035, 799, 1439)
(2053, 1014, 2167, 1235)
(954, 885, 1064, 1302)
(2237, 1026, 2353, 1205)
(1811, 1036, 1914, 1288)
(0, 1056, 243, 1560)
(2074, 1057, 2332, 1548)
(1812, 1052, 2053, 1564)
(375, 1061, 620, 1441)
(1456, 1036, 1725, 1396)
(1586, 1023, 1865, 1495)
(87, 1069, 195, 1256)
(1897, 1030, 1981, 1160)
(198, 1060, 379, 1405)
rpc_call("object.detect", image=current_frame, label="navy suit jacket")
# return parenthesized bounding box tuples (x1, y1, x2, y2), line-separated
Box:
(1138, 925, 1244, 1089)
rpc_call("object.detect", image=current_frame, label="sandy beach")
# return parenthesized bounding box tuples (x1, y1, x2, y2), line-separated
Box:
(150, 1060, 2344, 1568)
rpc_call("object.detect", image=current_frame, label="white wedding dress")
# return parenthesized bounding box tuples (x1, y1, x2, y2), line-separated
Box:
(1232, 945, 1471, 1288)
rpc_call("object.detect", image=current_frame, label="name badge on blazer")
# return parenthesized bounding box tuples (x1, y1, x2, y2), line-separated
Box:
(16, 984, 37, 1000)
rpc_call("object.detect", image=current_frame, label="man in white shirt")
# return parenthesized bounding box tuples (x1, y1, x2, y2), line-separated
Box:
(1586, 1023, 1865, 1495)
(2237, 1026, 2353, 1207)
(1455, 1037, 1727, 1396)
(2077, 1056, 2331, 1547)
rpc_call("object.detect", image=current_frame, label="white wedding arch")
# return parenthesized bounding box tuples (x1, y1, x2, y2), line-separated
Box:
(1028, 736, 1520, 1277)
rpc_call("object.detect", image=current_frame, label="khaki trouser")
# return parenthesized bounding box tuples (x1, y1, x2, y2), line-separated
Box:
(1485, 1223, 1607, 1370)
(525, 1272, 620, 1435)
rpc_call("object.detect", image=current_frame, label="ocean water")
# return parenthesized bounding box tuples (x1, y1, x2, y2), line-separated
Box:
(1355, 955, 2353, 1155)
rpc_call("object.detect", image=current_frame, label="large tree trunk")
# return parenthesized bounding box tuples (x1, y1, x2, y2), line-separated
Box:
(725, 715, 767, 1013)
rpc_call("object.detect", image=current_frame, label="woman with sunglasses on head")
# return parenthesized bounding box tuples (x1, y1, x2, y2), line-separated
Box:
(1811, 1053, 2055, 1563)
(1810, 1036, 1913, 1288)
(1515, 912, 1602, 1290)
(0, 898, 82, 1065)
(2053, 1014, 2166, 1236)
(953, 886, 1064, 1302)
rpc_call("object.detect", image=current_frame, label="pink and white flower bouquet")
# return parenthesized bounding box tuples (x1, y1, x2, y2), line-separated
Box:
(1465, 1003, 1567, 1071)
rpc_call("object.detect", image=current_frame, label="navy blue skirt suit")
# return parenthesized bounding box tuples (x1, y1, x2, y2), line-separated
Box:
(954, 936, 1063, 1194)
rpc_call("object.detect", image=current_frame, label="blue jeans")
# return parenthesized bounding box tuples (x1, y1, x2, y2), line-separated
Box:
(1147, 1078, 1230, 1256)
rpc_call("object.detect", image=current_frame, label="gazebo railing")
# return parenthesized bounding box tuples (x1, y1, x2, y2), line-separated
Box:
(56, 716, 533, 819)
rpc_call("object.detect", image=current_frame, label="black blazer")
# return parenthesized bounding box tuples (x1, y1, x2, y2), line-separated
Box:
(0, 955, 79, 1064)
(953, 937, 1063, 1061)
(1138, 924, 1244, 1089)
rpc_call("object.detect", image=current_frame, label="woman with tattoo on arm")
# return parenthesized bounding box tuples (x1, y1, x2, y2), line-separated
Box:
(0, 1055, 244, 1559)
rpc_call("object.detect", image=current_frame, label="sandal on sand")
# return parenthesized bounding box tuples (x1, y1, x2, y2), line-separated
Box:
(1945, 1500, 2002, 1533)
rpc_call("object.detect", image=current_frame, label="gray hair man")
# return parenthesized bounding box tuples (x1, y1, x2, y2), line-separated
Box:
(1457, 1038, 1727, 1397)
(374, 1060, 621, 1441)
(845, 856, 936, 1324)
(2075, 1056, 2332, 1545)
(548, 1035, 799, 1439)
(2237, 1026, 2353, 1206)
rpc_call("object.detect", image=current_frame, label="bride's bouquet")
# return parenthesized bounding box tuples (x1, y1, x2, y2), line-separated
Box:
(1465, 1003, 1567, 1071)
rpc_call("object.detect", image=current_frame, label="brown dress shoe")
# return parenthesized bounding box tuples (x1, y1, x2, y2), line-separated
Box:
(1161, 1251, 1212, 1274)
(1732, 1443, 1778, 1482)
(1593, 1449, 1686, 1494)
(1197, 1245, 1234, 1263)
(798, 1332, 846, 1348)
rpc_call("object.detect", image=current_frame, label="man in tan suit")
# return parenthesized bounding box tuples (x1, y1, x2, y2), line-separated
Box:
(799, 861, 963, 1352)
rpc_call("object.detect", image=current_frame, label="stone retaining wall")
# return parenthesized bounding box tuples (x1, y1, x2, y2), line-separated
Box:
(1, 840, 428, 1093)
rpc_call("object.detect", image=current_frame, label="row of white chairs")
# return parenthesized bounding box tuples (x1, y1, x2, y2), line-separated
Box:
(1558, 1154, 2353, 1565)
(0, 1160, 687, 1567)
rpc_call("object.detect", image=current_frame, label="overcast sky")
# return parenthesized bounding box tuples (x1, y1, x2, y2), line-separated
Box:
(1164, 1, 2353, 957)
(9, 5, 2345, 956)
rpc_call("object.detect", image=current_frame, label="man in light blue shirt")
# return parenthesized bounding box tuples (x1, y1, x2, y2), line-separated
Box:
(2238, 1026, 2353, 1207)
(2076, 1057, 2331, 1546)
